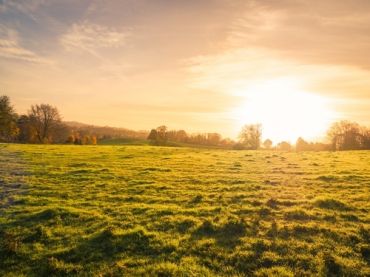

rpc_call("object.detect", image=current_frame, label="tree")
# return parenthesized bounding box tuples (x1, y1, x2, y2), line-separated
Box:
(296, 137, 310, 151)
(176, 130, 188, 142)
(66, 134, 75, 144)
(327, 121, 362, 150)
(207, 133, 221, 145)
(17, 115, 36, 143)
(82, 135, 90, 145)
(277, 141, 292, 151)
(90, 135, 97, 145)
(147, 129, 158, 143)
(156, 125, 168, 143)
(263, 139, 273, 149)
(0, 95, 19, 142)
(147, 126, 168, 145)
(360, 127, 370, 149)
(28, 104, 63, 143)
(239, 124, 262, 150)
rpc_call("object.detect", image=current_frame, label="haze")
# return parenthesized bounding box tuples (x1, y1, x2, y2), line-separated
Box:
(1, 0, 370, 142)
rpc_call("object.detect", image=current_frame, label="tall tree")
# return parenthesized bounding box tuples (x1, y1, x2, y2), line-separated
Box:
(327, 121, 362, 150)
(239, 124, 262, 150)
(0, 95, 19, 142)
(28, 104, 63, 143)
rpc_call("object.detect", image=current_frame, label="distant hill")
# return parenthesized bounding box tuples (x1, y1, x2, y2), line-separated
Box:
(64, 121, 149, 141)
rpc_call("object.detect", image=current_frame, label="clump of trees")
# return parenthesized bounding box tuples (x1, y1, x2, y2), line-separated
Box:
(327, 120, 370, 150)
(295, 137, 331, 152)
(148, 125, 169, 145)
(294, 121, 370, 151)
(67, 122, 147, 141)
(0, 96, 69, 144)
(66, 133, 97, 145)
(147, 125, 231, 147)
(0, 95, 98, 144)
(0, 95, 149, 145)
(276, 141, 292, 151)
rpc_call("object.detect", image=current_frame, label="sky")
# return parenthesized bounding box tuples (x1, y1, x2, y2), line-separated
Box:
(1, 0, 370, 142)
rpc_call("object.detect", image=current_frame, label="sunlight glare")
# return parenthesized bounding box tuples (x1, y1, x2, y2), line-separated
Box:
(232, 78, 336, 143)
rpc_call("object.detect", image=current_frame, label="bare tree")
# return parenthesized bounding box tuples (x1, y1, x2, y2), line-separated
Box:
(28, 104, 63, 143)
(327, 121, 362, 150)
(239, 124, 262, 150)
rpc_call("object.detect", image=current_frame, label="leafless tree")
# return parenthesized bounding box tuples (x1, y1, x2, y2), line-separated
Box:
(28, 104, 63, 143)
(239, 124, 262, 150)
(327, 121, 362, 150)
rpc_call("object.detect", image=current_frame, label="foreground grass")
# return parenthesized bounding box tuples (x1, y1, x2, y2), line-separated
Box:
(0, 144, 369, 276)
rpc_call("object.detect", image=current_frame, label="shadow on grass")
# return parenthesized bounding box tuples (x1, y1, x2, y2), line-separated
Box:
(58, 226, 176, 264)
(192, 217, 247, 248)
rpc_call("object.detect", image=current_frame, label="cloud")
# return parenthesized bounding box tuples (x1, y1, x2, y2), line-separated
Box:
(186, 47, 370, 100)
(228, 0, 370, 69)
(0, 25, 51, 64)
(60, 21, 128, 57)
(0, 0, 47, 15)
(185, 0, 370, 101)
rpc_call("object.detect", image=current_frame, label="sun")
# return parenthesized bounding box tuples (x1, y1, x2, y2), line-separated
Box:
(231, 78, 336, 144)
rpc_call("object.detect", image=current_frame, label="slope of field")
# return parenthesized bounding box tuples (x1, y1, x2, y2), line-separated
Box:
(0, 144, 369, 276)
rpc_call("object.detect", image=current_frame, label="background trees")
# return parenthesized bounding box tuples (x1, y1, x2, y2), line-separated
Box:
(296, 137, 310, 152)
(28, 104, 67, 143)
(327, 120, 369, 150)
(239, 124, 262, 150)
(2, 95, 370, 149)
(147, 126, 168, 145)
(263, 139, 273, 149)
(0, 95, 19, 142)
(277, 141, 292, 151)
(17, 115, 36, 143)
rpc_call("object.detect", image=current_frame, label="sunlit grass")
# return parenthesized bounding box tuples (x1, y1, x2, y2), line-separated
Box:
(0, 144, 369, 276)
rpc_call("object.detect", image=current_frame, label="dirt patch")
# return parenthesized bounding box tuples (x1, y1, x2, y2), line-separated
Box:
(0, 145, 28, 213)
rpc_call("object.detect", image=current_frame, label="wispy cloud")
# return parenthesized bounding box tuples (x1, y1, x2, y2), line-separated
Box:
(185, 0, 370, 100)
(0, 25, 51, 64)
(0, 0, 47, 15)
(227, 1, 370, 69)
(60, 21, 128, 57)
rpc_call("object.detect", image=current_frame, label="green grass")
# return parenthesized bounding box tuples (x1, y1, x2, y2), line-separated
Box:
(0, 143, 369, 276)
(98, 138, 149, 145)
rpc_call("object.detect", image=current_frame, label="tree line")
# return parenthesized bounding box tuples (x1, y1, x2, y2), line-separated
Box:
(147, 125, 231, 147)
(0, 95, 145, 144)
(148, 121, 370, 151)
(1, 95, 369, 150)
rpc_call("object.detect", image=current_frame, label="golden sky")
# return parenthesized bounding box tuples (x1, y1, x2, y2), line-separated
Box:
(1, 0, 369, 142)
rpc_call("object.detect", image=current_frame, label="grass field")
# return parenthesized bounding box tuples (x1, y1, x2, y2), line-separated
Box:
(0, 144, 369, 276)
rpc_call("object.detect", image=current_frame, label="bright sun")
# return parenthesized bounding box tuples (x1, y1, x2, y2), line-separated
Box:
(232, 78, 336, 144)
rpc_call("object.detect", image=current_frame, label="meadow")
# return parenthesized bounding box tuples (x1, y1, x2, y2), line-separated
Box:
(0, 143, 369, 276)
